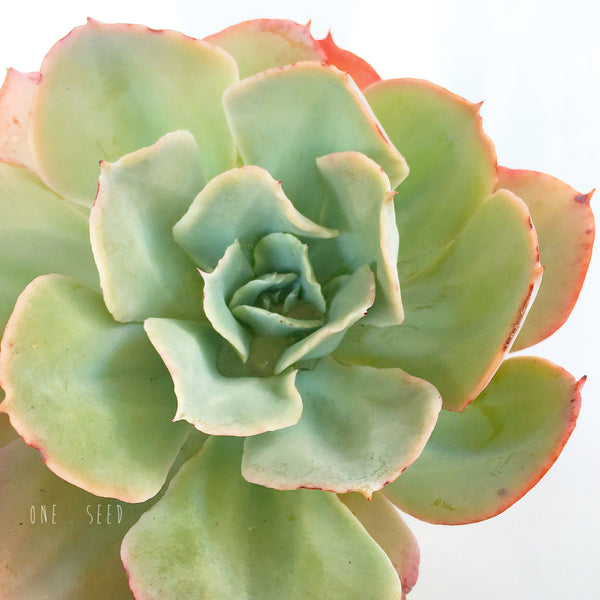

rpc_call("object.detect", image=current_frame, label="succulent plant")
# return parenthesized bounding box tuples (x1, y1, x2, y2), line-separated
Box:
(0, 18, 594, 599)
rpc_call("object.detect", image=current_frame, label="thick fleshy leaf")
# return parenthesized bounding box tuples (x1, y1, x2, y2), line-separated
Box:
(365, 79, 497, 281)
(30, 19, 238, 201)
(313, 151, 403, 326)
(200, 241, 254, 360)
(90, 130, 206, 323)
(0, 274, 189, 502)
(223, 61, 408, 222)
(233, 304, 323, 337)
(340, 493, 420, 599)
(317, 32, 381, 90)
(243, 356, 441, 496)
(0, 69, 40, 170)
(174, 165, 335, 272)
(497, 167, 595, 350)
(121, 437, 403, 600)
(253, 233, 326, 313)
(335, 190, 542, 411)
(205, 19, 325, 79)
(0, 438, 145, 600)
(384, 356, 582, 525)
(275, 264, 376, 373)
(0, 160, 99, 335)
(144, 318, 302, 436)
(229, 272, 297, 309)
(0, 429, 208, 600)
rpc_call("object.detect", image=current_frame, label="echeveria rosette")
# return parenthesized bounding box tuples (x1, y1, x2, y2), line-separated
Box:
(0, 17, 594, 600)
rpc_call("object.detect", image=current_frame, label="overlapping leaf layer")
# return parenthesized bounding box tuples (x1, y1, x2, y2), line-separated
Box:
(0, 17, 593, 600)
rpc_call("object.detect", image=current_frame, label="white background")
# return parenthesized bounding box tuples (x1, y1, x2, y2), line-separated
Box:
(1, 1, 598, 598)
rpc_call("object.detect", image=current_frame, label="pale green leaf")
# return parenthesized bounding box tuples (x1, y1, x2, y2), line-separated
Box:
(173, 164, 336, 272)
(121, 436, 403, 600)
(335, 190, 542, 411)
(90, 130, 206, 323)
(365, 78, 497, 281)
(384, 356, 582, 524)
(253, 232, 326, 313)
(223, 62, 408, 222)
(0, 160, 99, 335)
(313, 151, 403, 326)
(276, 265, 375, 373)
(205, 19, 325, 79)
(340, 493, 420, 598)
(30, 19, 238, 202)
(243, 356, 441, 496)
(0, 274, 189, 502)
(0, 439, 145, 600)
(200, 240, 254, 361)
(144, 318, 302, 436)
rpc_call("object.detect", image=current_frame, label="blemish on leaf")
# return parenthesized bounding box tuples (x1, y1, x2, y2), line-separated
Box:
(433, 497, 455, 511)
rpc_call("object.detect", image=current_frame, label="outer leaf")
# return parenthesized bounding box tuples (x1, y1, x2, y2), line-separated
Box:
(276, 264, 376, 373)
(0, 438, 145, 600)
(497, 167, 595, 350)
(340, 493, 420, 599)
(0, 160, 99, 335)
(205, 19, 325, 79)
(144, 319, 302, 436)
(223, 62, 408, 222)
(243, 356, 441, 497)
(316, 32, 381, 90)
(314, 151, 403, 326)
(0, 274, 189, 502)
(383, 356, 582, 525)
(30, 19, 238, 202)
(335, 190, 542, 411)
(365, 78, 497, 281)
(0, 69, 41, 170)
(121, 437, 403, 600)
(90, 130, 206, 323)
(173, 165, 335, 272)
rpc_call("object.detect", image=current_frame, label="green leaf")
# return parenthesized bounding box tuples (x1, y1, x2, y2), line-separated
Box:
(0, 69, 40, 170)
(144, 319, 302, 436)
(276, 264, 376, 373)
(0, 274, 189, 502)
(365, 79, 497, 281)
(232, 304, 323, 337)
(223, 62, 408, 222)
(90, 130, 206, 323)
(497, 167, 595, 350)
(30, 19, 238, 202)
(121, 436, 403, 600)
(243, 356, 441, 496)
(0, 438, 146, 600)
(229, 272, 297, 309)
(340, 493, 420, 598)
(383, 356, 582, 524)
(0, 160, 99, 336)
(335, 190, 542, 411)
(253, 233, 326, 313)
(200, 240, 254, 361)
(205, 19, 325, 79)
(173, 164, 336, 272)
(313, 151, 403, 326)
